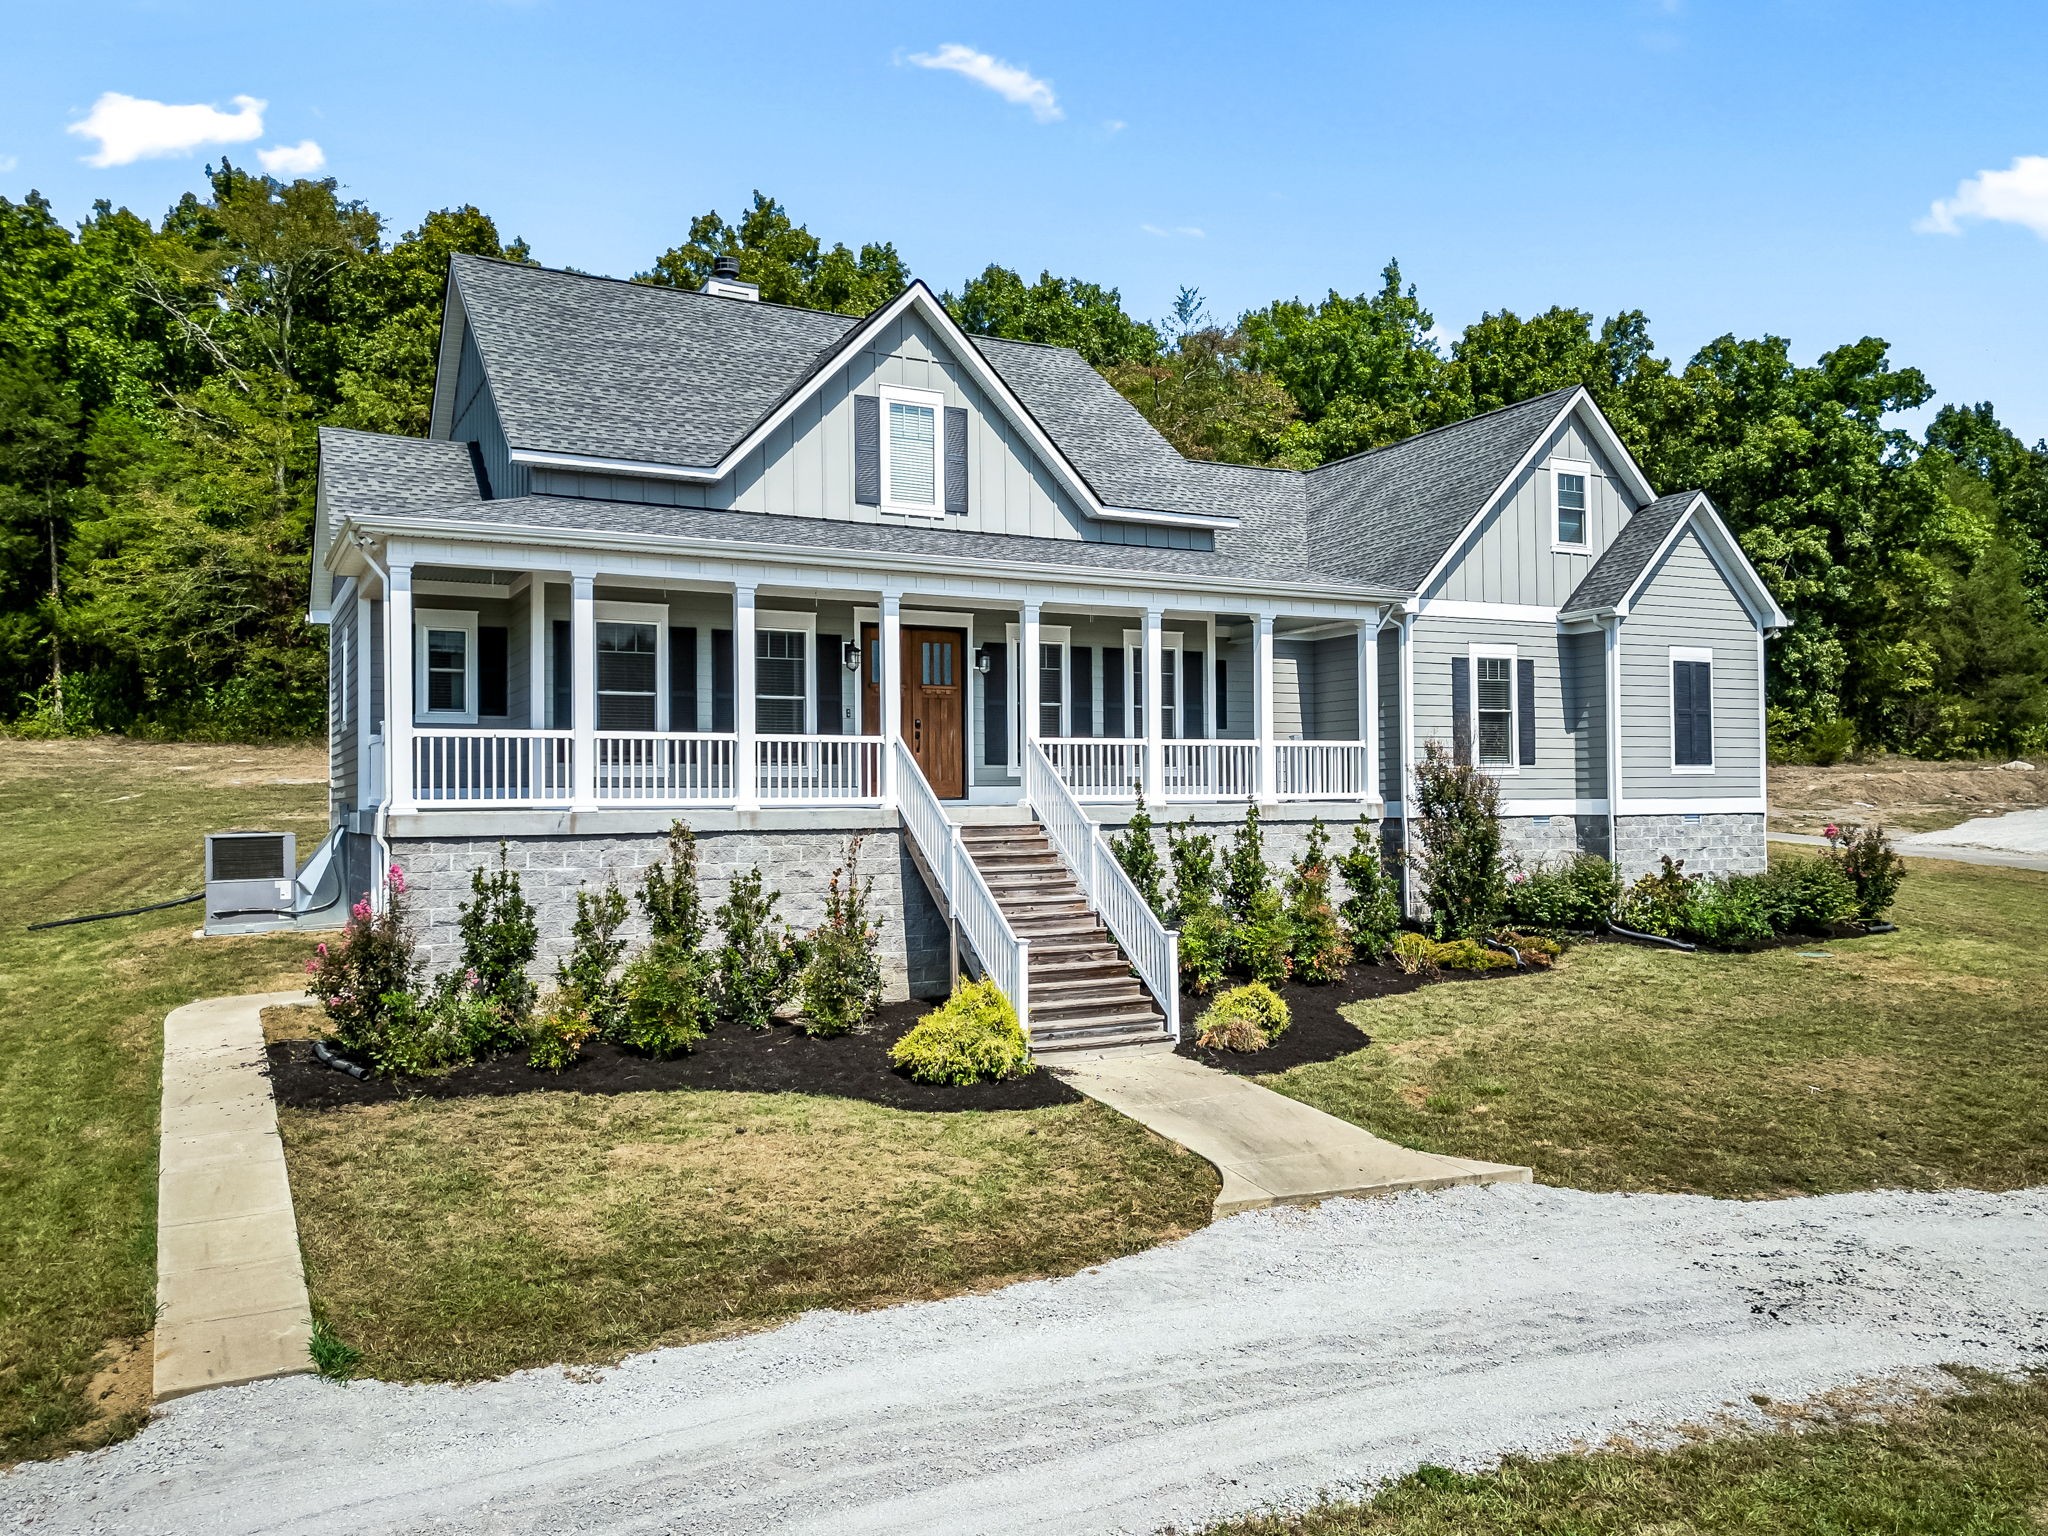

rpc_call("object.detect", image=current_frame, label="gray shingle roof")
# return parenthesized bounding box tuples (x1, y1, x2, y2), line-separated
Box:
(317, 427, 485, 520)
(1305, 388, 1580, 591)
(1563, 491, 1696, 613)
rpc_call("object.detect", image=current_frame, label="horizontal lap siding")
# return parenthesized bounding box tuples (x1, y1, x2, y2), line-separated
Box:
(1308, 635, 1359, 739)
(1409, 616, 1583, 801)
(1619, 530, 1762, 799)
(1561, 630, 1608, 799)
(1378, 629, 1402, 797)
(1272, 640, 1309, 740)
(1432, 421, 1637, 607)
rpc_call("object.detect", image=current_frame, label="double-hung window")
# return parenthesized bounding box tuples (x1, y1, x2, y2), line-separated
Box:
(415, 609, 477, 724)
(756, 629, 809, 734)
(1475, 654, 1514, 767)
(1671, 648, 1714, 769)
(1038, 642, 1065, 738)
(879, 385, 943, 515)
(1553, 461, 1591, 549)
(594, 601, 669, 730)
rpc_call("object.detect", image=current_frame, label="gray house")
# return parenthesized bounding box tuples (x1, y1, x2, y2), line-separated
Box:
(311, 255, 1788, 1048)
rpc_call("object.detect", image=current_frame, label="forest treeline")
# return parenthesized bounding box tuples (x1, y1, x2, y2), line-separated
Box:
(3, 173, 2045, 756)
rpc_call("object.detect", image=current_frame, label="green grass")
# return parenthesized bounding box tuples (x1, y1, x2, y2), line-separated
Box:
(1205, 1370, 2048, 1535)
(1272, 855, 2048, 1197)
(0, 739, 328, 1463)
(279, 1085, 1215, 1382)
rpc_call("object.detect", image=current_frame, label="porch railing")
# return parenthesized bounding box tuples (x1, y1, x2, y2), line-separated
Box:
(1275, 741, 1374, 800)
(1162, 741, 1258, 802)
(594, 732, 736, 803)
(1040, 738, 1147, 801)
(1024, 742, 1180, 1043)
(757, 735, 884, 803)
(412, 729, 573, 805)
(894, 741, 1031, 1031)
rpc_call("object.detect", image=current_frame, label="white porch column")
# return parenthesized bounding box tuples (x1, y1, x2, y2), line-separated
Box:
(1020, 602, 1042, 758)
(733, 583, 758, 811)
(387, 562, 416, 816)
(1359, 616, 1380, 806)
(1141, 605, 1165, 803)
(879, 588, 902, 805)
(528, 577, 548, 729)
(1253, 610, 1276, 803)
(355, 588, 376, 809)
(569, 572, 598, 812)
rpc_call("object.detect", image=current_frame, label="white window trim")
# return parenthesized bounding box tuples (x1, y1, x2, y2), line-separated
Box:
(1669, 645, 1716, 774)
(878, 383, 946, 518)
(1468, 642, 1521, 774)
(415, 608, 478, 725)
(1003, 621, 1071, 769)
(593, 599, 670, 732)
(1551, 459, 1594, 554)
(1122, 627, 1189, 740)
(756, 609, 818, 735)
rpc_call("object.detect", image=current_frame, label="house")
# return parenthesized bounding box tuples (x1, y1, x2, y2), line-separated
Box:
(310, 254, 1789, 1047)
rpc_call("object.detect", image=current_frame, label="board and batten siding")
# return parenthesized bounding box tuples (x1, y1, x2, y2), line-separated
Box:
(524, 312, 1206, 553)
(1408, 615, 1591, 803)
(1428, 420, 1643, 608)
(1617, 528, 1762, 800)
(450, 323, 528, 499)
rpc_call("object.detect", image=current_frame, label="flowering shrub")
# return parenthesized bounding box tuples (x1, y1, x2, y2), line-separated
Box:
(306, 865, 419, 1062)
(1824, 821, 1907, 920)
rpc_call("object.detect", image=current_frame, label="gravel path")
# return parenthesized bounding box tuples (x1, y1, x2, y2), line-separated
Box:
(1901, 806, 2048, 855)
(7, 1183, 2044, 1535)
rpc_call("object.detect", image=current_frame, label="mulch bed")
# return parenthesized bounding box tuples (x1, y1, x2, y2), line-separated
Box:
(267, 998, 1081, 1114)
(1174, 963, 1519, 1076)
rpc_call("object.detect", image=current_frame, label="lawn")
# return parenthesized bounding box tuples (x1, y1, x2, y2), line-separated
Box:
(1271, 853, 2048, 1198)
(0, 738, 327, 1464)
(1204, 1369, 2048, 1535)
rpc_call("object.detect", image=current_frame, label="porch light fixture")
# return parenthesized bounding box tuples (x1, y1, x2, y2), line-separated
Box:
(842, 640, 861, 672)
(974, 649, 992, 675)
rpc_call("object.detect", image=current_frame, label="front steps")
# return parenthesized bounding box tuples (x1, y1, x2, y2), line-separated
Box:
(955, 823, 1171, 1052)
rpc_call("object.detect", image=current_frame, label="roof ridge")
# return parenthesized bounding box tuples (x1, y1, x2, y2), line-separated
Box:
(1305, 385, 1582, 478)
(450, 251, 872, 325)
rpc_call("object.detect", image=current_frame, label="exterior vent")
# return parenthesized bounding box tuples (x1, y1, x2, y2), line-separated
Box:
(703, 254, 760, 303)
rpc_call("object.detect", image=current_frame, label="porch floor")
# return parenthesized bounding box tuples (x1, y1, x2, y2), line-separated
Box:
(1048, 1049, 1530, 1215)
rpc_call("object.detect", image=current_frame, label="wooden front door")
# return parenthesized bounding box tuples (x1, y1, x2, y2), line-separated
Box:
(865, 623, 967, 798)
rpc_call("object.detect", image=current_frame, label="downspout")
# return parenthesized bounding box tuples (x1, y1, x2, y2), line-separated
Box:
(1398, 602, 1418, 919)
(354, 537, 395, 916)
(1604, 613, 1624, 872)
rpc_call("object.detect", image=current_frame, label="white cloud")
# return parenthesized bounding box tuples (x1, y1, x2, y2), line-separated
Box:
(0, 155, 16, 174)
(258, 139, 326, 175)
(67, 91, 266, 167)
(907, 44, 1061, 123)
(1917, 154, 2048, 239)
(1103, 119, 1127, 134)
(1140, 223, 1205, 239)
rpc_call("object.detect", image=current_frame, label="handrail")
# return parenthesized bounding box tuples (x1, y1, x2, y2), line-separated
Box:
(891, 740, 1031, 1033)
(412, 728, 573, 806)
(1023, 741, 1180, 1043)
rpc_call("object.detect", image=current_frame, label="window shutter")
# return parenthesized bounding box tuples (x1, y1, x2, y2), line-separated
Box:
(1103, 647, 1127, 737)
(1215, 658, 1228, 732)
(981, 643, 1008, 764)
(1674, 660, 1713, 766)
(1516, 656, 1537, 767)
(1070, 646, 1094, 737)
(711, 628, 734, 732)
(944, 406, 968, 514)
(1451, 657, 1472, 765)
(853, 394, 881, 506)
(671, 627, 697, 732)
(478, 626, 509, 717)
(550, 619, 571, 730)
(817, 633, 844, 735)
(1185, 649, 1206, 739)
(1692, 663, 1712, 765)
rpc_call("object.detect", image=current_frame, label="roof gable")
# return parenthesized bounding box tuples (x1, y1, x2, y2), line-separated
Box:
(1563, 489, 1790, 630)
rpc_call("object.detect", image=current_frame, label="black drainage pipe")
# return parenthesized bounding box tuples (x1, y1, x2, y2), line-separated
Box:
(1605, 919, 1697, 952)
(311, 1040, 370, 1080)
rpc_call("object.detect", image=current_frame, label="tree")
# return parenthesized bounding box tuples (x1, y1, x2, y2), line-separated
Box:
(948, 265, 1160, 368)
(638, 191, 908, 315)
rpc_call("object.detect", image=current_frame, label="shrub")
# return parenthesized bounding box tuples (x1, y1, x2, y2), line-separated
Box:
(1495, 930, 1563, 967)
(1390, 931, 1438, 977)
(1167, 817, 1219, 924)
(1176, 902, 1231, 995)
(1410, 742, 1506, 938)
(1503, 853, 1619, 933)
(1802, 717, 1857, 766)
(306, 864, 419, 1060)
(526, 987, 598, 1071)
(1110, 792, 1165, 914)
(369, 975, 495, 1077)
(639, 821, 707, 947)
(1193, 982, 1291, 1052)
(1237, 886, 1294, 986)
(558, 879, 630, 1038)
(1429, 937, 1515, 972)
(1285, 818, 1351, 984)
(1334, 817, 1402, 962)
(618, 940, 716, 1057)
(714, 867, 804, 1030)
(889, 979, 1032, 1085)
(456, 844, 538, 1041)
(1221, 801, 1270, 921)
(1824, 821, 1906, 919)
(1617, 856, 1696, 938)
(1759, 855, 1859, 933)
(1684, 875, 1776, 946)
(800, 838, 885, 1037)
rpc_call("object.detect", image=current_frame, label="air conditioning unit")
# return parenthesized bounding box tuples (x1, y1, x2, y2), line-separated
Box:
(204, 831, 297, 934)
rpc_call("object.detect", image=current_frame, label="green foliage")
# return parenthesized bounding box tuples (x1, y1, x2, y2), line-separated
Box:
(1683, 876, 1777, 947)
(557, 880, 629, 1038)
(616, 941, 714, 1057)
(799, 838, 884, 1037)
(1193, 982, 1292, 1052)
(524, 987, 598, 1071)
(371, 975, 497, 1078)
(1620, 855, 1861, 945)
(1410, 742, 1506, 939)
(1222, 800, 1270, 920)
(1429, 937, 1516, 972)
(1616, 856, 1699, 938)
(1799, 716, 1859, 766)
(1390, 931, 1439, 977)
(1334, 817, 1402, 961)
(949, 265, 1160, 368)
(304, 865, 419, 1058)
(1166, 816, 1219, 924)
(1825, 821, 1907, 920)
(1285, 819, 1351, 984)
(638, 190, 907, 315)
(1760, 857, 1860, 933)
(713, 867, 803, 1030)
(1176, 902, 1231, 996)
(1503, 853, 1621, 933)
(888, 979, 1032, 1085)
(636, 821, 707, 946)
(307, 1319, 362, 1381)
(1109, 793, 1165, 914)
(457, 845, 538, 1034)
(1237, 886, 1294, 986)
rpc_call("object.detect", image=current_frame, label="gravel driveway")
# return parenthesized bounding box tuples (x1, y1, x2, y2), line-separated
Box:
(7, 1183, 2044, 1535)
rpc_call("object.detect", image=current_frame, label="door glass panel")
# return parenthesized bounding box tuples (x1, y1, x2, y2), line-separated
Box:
(756, 629, 806, 734)
(426, 629, 467, 713)
(596, 621, 658, 730)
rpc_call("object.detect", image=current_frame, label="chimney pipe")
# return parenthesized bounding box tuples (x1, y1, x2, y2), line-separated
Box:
(703, 254, 758, 301)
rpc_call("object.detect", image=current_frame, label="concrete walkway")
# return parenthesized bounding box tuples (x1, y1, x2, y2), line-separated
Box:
(1052, 1048, 1529, 1213)
(155, 990, 315, 1401)
(1770, 830, 2048, 873)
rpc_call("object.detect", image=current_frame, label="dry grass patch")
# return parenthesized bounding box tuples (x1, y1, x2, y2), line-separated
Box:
(261, 1002, 325, 1044)
(1770, 756, 2048, 836)
(281, 1088, 1216, 1383)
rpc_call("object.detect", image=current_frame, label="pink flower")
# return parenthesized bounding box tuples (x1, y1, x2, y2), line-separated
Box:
(351, 899, 372, 923)
(1822, 824, 1840, 840)
(304, 958, 319, 974)
(316, 942, 329, 957)
(464, 967, 481, 991)
(387, 863, 408, 896)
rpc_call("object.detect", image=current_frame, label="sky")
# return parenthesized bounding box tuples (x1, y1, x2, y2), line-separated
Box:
(8, 0, 2047, 440)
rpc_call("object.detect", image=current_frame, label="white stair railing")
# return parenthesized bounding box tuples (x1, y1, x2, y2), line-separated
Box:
(1024, 741, 1180, 1043)
(892, 741, 1031, 1033)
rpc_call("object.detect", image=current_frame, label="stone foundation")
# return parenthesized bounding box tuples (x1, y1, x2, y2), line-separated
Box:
(1612, 812, 1767, 882)
(390, 828, 951, 1001)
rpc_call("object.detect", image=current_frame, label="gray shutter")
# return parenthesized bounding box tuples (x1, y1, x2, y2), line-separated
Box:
(981, 644, 1008, 763)
(1103, 648, 1126, 738)
(711, 629, 734, 732)
(1693, 663, 1712, 765)
(1184, 649, 1205, 739)
(1516, 657, 1537, 766)
(1070, 646, 1093, 738)
(671, 627, 697, 732)
(817, 634, 843, 735)
(853, 394, 881, 505)
(944, 406, 968, 514)
(1451, 657, 1472, 766)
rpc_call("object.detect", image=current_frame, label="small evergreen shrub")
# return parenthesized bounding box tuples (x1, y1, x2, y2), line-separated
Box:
(306, 864, 420, 1063)
(1193, 981, 1291, 1052)
(1334, 817, 1402, 962)
(456, 843, 539, 1043)
(1503, 853, 1619, 933)
(1617, 856, 1696, 937)
(525, 987, 598, 1070)
(1237, 886, 1294, 986)
(1410, 742, 1506, 939)
(369, 974, 496, 1077)
(1390, 931, 1439, 977)
(1222, 801, 1270, 921)
(889, 979, 1032, 1085)
(1759, 855, 1859, 932)
(1110, 792, 1165, 914)
(1284, 818, 1351, 984)
(1684, 875, 1776, 946)
(615, 823, 717, 1056)
(1428, 937, 1515, 972)
(1177, 903, 1232, 995)
(714, 867, 804, 1029)
(1495, 930, 1563, 967)
(800, 837, 885, 1037)
(1167, 817, 1219, 924)
(1824, 821, 1906, 919)
(639, 821, 707, 947)
(558, 880, 630, 1038)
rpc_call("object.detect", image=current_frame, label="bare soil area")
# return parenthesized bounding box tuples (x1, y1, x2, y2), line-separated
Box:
(1769, 757, 2048, 835)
